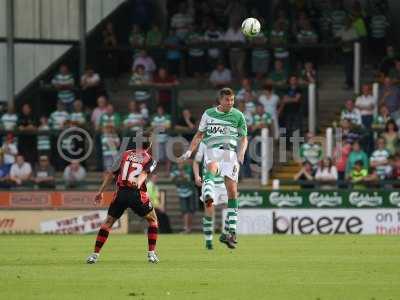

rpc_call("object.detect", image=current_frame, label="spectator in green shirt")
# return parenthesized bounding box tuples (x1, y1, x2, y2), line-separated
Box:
(350, 160, 368, 189)
(98, 104, 121, 131)
(129, 25, 145, 58)
(345, 141, 369, 177)
(267, 59, 288, 86)
(170, 161, 196, 233)
(252, 104, 273, 135)
(146, 25, 164, 66)
(151, 106, 171, 172)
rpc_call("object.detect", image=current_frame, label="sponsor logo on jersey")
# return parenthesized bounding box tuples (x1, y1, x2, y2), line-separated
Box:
(208, 125, 228, 135)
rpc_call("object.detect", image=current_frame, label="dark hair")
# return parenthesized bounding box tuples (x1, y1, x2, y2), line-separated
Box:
(262, 83, 273, 91)
(218, 87, 234, 99)
(354, 160, 363, 167)
(385, 119, 398, 132)
(127, 131, 152, 150)
(321, 157, 333, 170)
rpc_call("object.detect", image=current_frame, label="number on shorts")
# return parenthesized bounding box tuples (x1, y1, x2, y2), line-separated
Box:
(121, 161, 143, 184)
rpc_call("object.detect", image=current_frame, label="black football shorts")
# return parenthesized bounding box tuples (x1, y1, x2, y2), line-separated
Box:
(108, 187, 153, 219)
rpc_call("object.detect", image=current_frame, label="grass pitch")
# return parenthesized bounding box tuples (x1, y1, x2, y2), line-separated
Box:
(0, 234, 399, 300)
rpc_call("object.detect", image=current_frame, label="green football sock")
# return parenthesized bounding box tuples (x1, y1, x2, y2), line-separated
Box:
(227, 199, 238, 235)
(203, 171, 216, 200)
(203, 216, 213, 245)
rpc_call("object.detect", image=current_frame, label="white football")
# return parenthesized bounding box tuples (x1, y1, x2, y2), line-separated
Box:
(241, 18, 261, 37)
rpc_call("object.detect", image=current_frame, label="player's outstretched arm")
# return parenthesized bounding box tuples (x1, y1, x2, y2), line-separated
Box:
(192, 159, 202, 187)
(94, 172, 114, 205)
(180, 131, 204, 161)
(237, 136, 248, 164)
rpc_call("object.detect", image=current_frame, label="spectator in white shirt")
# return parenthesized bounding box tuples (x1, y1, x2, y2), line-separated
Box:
(209, 62, 232, 88)
(315, 158, 338, 189)
(236, 78, 257, 115)
(132, 50, 157, 79)
(63, 160, 86, 188)
(81, 66, 101, 109)
(170, 2, 193, 40)
(1, 106, 18, 131)
(258, 83, 280, 138)
(224, 21, 246, 79)
(340, 99, 362, 127)
(355, 84, 375, 129)
(9, 154, 32, 187)
(91, 96, 108, 128)
(204, 20, 223, 71)
(2, 133, 18, 166)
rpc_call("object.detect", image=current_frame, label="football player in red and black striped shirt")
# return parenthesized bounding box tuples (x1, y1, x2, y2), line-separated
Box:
(86, 137, 159, 264)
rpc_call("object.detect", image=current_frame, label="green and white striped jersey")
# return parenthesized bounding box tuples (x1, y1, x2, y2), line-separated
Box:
(101, 133, 120, 157)
(51, 73, 75, 103)
(340, 109, 362, 125)
(37, 125, 51, 151)
(194, 142, 225, 186)
(370, 149, 391, 178)
(370, 15, 389, 39)
(253, 112, 272, 127)
(170, 165, 194, 198)
(1, 113, 18, 131)
(49, 110, 69, 130)
(198, 107, 247, 150)
(69, 112, 87, 125)
(299, 143, 322, 166)
(151, 114, 171, 143)
(331, 10, 347, 35)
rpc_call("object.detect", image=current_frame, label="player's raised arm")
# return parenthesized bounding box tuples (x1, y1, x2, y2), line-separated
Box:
(238, 136, 248, 165)
(94, 172, 114, 205)
(182, 130, 204, 159)
(237, 111, 248, 164)
(94, 152, 123, 204)
(181, 109, 210, 160)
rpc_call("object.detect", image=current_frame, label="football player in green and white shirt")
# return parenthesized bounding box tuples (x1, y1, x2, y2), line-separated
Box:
(193, 142, 230, 250)
(181, 87, 248, 249)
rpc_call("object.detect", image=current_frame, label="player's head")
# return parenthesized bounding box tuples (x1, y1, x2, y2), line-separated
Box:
(127, 131, 152, 151)
(218, 87, 235, 112)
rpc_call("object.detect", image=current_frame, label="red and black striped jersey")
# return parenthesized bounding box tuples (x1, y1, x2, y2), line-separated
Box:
(111, 149, 157, 191)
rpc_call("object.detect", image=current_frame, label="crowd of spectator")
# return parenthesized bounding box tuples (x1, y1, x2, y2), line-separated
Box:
(296, 63, 400, 188)
(1, 0, 397, 191)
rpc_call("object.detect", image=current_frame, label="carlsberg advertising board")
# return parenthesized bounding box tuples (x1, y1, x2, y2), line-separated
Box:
(238, 190, 400, 208)
(224, 209, 400, 235)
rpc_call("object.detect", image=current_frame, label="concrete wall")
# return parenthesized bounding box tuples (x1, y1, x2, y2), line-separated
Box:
(0, 0, 6, 38)
(14, 0, 80, 40)
(0, 43, 7, 101)
(14, 44, 70, 94)
(86, 0, 125, 32)
(0, 0, 125, 101)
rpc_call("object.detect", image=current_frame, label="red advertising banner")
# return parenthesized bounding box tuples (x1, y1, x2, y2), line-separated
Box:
(0, 191, 115, 209)
(0, 210, 128, 234)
